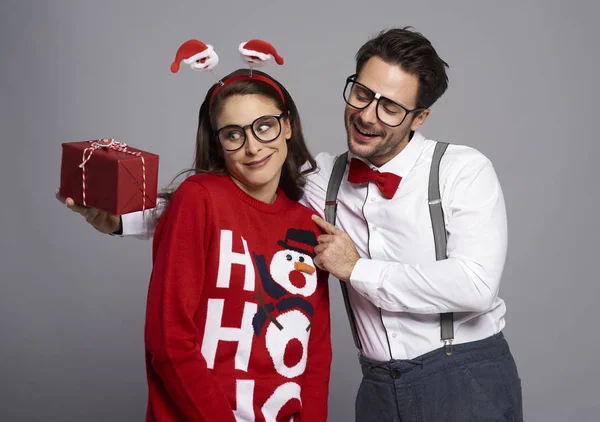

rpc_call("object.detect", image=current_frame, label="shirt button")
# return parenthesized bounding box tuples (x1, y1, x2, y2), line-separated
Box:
(372, 226, 377, 231)
(370, 197, 376, 202)
(391, 332, 397, 338)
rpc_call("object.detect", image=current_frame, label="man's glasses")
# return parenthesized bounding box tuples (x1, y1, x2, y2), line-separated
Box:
(215, 111, 289, 152)
(343, 74, 425, 127)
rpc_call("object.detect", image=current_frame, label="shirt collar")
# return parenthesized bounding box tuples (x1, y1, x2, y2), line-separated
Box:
(348, 130, 427, 179)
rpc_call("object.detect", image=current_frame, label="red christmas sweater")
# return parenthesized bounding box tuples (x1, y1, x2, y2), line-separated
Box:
(144, 173, 332, 422)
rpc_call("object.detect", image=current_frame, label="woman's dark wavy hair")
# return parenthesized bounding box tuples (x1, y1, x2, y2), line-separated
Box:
(157, 68, 316, 208)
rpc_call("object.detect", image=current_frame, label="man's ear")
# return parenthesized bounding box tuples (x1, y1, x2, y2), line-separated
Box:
(410, 108, 430, 132)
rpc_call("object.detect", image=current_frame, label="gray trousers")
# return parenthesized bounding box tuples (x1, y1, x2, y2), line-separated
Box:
(355, 332, 523, 422)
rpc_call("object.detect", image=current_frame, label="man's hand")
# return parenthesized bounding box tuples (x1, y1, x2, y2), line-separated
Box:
(312, 215, 360, 282)
(55, 188, 121, 234)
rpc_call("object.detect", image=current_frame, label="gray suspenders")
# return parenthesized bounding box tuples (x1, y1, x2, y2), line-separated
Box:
(428, 142, 454, 355)
(323, 142, 454, 355)
(324, 151, 363, 349)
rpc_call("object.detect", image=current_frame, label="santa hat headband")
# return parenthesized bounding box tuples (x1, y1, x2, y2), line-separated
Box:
(170, 39, 219, 74)
(209, 74, 285, 105)
(170, 38, 285, 105)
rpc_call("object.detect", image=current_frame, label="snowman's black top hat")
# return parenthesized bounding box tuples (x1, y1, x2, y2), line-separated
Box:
(277, 228, 317, 258)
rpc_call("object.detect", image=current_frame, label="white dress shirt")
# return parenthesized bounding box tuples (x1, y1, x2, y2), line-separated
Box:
(121, 131, 508, 360)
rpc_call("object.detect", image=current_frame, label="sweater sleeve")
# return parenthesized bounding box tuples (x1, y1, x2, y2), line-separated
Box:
(145, 180, 237, 422)
(299, 271, 332, 421)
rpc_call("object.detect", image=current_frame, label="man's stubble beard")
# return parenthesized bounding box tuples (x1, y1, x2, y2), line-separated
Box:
(345, 114, 412, 163)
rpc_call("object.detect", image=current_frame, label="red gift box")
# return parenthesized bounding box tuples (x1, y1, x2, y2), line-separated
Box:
(59, 139, 159, 216)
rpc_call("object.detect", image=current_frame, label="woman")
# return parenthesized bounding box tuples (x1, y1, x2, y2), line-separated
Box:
(58, 67, 331, 420)
(56, 64, 332, 421)
(145, 68, 330, 422)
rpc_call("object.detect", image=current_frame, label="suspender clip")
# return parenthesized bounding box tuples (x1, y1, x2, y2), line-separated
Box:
(443, 339, 453, 356)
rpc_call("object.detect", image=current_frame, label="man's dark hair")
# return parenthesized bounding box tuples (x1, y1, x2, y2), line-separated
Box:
(355, 27, 449, 108)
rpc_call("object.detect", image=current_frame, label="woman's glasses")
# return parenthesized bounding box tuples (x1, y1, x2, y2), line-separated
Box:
(215, 111, 289, 152)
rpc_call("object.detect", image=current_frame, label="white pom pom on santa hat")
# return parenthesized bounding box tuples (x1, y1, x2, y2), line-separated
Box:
(171, 39, 218, 73)
(239, 40, 284, 65)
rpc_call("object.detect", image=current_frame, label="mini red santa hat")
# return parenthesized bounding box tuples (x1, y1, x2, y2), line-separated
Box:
(170, 39, 219, 73)
(209, 39, 286, 104)
(238, 40, 284, 67)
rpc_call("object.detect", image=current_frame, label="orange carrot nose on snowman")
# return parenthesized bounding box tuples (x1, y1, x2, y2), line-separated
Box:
(294, 261, 316, 274)
(238, 39, 284, 67)
(170, 39, 219, 73)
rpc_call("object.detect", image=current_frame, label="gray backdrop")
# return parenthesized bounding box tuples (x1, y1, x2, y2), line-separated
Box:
(1, 0, 598, 420)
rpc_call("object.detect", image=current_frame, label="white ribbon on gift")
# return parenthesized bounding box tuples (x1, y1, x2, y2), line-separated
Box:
(78, 139, 146, 210)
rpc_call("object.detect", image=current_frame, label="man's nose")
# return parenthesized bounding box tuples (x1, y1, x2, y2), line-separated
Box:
(358, 100, 379, 125)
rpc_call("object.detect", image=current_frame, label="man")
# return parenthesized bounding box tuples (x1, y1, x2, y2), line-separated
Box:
(58, 27, 522, 421)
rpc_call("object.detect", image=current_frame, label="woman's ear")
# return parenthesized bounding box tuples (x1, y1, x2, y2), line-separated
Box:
(213, 138, 224, 158)
(283, 115, 292, 140)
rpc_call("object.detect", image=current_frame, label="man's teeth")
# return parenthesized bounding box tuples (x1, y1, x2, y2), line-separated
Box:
(356, 125, 377, 136)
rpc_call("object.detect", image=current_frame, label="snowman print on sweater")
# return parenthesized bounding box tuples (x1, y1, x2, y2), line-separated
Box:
(251, 228, 318, 378)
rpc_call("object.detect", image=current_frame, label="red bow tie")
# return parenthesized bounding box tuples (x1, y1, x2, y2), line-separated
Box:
(347, 158, 401, 199)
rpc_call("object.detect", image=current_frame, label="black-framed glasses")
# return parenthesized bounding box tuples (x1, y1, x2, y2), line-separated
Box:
(343, 74, 425, 127)
(215, 111, 289, 152)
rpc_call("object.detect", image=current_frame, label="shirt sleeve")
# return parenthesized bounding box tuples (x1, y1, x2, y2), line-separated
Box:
(300, 152, 338, 217)
(119, 197, 166, 239)
(145, 180, 237, 422)
(349, 159, 508, 314)
(299, 271, 332, 421)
